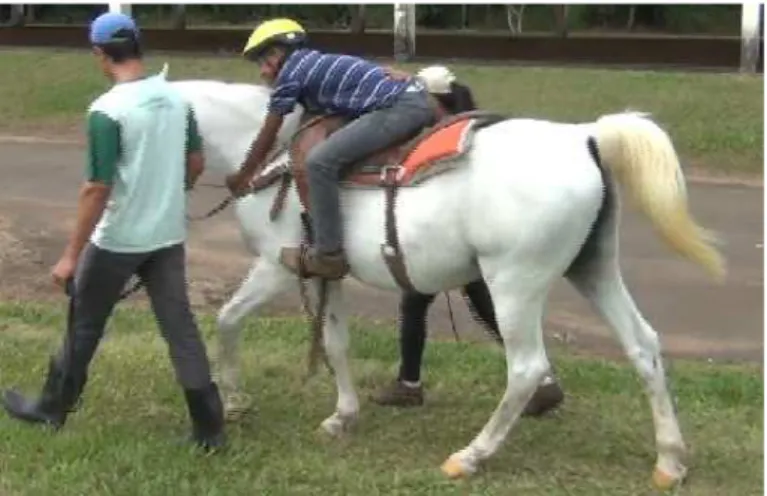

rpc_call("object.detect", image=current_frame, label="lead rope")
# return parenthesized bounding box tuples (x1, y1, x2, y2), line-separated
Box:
(296, 212, 333, 380)
(297, 213, 316, 321)
(305, 278, 332, 380)
(444, 291, 461, 342)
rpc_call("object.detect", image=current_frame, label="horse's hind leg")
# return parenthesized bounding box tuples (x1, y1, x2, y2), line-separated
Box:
(216, 259, 293, 420)
(462, 280, 564, 417)
(566, 221, 687, 490)
(441, 265, 552, 478)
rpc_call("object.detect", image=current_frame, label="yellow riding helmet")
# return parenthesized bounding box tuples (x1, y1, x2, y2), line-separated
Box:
(242, 18, 307, 61)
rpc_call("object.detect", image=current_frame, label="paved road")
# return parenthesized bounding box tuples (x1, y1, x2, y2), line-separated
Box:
(0, 140, 762, 362)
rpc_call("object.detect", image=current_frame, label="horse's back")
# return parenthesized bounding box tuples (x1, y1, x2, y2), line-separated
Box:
(473, 117, 601, 187)
(453, 117, 605, 274)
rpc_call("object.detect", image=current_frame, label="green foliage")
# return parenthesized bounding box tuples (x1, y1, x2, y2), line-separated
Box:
(0, 49, 761, 176)
(9, 4, 745, 34)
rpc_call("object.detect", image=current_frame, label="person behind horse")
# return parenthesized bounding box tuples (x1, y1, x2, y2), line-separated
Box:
(224, 18, 437, 280)
(1, 12, 225, 451)
(370, 65, 565, 416)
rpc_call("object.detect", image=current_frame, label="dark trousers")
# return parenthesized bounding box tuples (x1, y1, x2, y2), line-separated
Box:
(398, 279, 498, 382)
(59, 242, 213, 392)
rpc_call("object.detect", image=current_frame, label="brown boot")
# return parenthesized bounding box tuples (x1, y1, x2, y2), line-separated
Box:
(522, 381, 565, 417)
(370, 380, 424, 407)
(279, 246, 350, 280)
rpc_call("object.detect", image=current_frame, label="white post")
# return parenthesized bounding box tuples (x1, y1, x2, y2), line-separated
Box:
(172, 4, 187, 30)
(740, 3, 762, 73)
(393, 3, 416, 62)
(108, 2, 131, 16)
(0, 4, 25, 26)
(11, 4, 24, 25)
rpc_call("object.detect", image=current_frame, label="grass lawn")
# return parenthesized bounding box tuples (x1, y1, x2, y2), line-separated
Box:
(0, 300, 762, 495)
(0, 48, 762, 177)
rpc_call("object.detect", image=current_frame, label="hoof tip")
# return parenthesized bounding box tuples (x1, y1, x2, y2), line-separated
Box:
(652, 466, 684, 491)
(441, 456, 470, 479)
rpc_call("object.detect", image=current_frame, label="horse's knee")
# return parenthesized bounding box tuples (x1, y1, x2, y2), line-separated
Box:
(216, 310, 239, 344)
(216, 303, 242, 336)
(216, 310, 232, 333)
(322, 314, 348, 355)
(507, 352, 549, 388)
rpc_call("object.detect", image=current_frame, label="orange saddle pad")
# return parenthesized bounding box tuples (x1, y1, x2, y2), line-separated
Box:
(398, 118, 474, 183)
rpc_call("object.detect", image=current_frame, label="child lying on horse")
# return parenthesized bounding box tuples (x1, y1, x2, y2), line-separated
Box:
(225, 18, 437, 280)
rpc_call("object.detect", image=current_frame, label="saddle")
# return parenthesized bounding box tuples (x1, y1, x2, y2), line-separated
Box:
(258, 109, 507, 291)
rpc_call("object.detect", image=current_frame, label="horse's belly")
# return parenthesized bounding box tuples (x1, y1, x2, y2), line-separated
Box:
(341, 174, 480, 294)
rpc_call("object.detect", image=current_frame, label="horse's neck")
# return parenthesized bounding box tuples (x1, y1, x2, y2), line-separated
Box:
(170, 79, 304, 175)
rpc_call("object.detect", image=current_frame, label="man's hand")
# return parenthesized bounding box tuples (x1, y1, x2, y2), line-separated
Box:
(51, 254, 78, 289)
(225, 171, 252, 198)
(52, 181, 110, 290)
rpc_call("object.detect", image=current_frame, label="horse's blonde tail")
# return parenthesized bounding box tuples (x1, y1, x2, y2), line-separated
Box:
(593, 112, 726, 281)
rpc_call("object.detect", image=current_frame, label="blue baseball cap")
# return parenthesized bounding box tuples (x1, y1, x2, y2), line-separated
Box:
(89, 12, 139, 45)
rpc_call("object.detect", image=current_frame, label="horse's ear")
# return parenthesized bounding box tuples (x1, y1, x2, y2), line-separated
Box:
(160, 62, 170, 79)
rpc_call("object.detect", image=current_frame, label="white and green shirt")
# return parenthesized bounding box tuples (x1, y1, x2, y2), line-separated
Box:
(86, 72, 202, 253)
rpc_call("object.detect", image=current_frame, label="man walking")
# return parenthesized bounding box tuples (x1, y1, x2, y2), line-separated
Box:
(1, 12, 225, 451)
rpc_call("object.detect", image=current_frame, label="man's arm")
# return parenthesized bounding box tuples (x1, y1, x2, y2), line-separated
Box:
(62, 111, 119, 261)
(185, 106, 205, 191)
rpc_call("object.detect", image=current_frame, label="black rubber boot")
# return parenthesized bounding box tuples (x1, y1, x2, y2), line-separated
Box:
(1, 356, 86, 430)
(183, 382, 226, 452)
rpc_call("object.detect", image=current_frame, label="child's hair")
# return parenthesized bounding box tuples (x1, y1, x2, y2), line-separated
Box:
(435, 81, 478, 114)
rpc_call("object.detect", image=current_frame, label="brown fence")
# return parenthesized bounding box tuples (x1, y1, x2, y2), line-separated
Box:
(0, 25, 761, 72)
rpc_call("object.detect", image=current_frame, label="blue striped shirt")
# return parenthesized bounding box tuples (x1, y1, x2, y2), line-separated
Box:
(268, 49, 410, 118)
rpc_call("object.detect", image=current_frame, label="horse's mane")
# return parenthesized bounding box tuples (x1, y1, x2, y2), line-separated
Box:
(163, 61, 279, 103)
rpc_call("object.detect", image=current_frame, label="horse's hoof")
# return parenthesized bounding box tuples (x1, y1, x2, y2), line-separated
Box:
(319, 411, 357, 437)
(440, 455, 474, 479)
(652, 465, 685, 491)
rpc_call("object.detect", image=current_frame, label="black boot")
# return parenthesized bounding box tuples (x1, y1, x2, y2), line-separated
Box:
(1, 356, 86, 430)
(183, 382, 226, 452)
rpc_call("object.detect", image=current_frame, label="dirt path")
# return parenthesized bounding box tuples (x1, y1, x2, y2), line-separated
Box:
(0, 141, 762, 363)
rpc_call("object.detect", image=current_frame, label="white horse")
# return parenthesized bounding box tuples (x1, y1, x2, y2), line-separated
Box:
(170, 76, 725, 489)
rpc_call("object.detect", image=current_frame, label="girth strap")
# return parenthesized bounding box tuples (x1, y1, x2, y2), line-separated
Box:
(379, 166, 417, 293)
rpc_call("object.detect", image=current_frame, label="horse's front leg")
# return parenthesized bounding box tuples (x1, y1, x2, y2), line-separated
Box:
(318, 280, 359, 436)
(216, 258, 292, 421)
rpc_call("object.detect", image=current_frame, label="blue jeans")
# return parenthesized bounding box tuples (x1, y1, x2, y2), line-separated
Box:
(304, 84, 436, 253)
